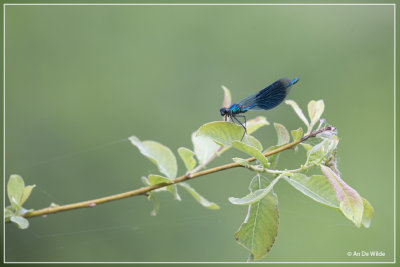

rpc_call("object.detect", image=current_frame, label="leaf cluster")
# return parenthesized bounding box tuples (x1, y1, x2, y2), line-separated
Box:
(5, 175, 36, 229)
(127, 86, 373, 261)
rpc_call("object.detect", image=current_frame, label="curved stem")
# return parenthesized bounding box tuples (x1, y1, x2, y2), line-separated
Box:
(21, 126, 332, 219)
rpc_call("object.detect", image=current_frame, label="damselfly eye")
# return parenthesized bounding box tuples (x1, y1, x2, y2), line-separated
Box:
(220, 108, 228, 116)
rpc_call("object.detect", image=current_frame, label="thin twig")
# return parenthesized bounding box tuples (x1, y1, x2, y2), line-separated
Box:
(21, 126, 332, 219)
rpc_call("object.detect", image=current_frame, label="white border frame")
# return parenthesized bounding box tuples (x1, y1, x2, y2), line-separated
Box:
(2, 3, 396, 264)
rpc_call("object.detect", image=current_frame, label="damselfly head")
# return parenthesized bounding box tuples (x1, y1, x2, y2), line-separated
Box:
(220, 107, 230, 116)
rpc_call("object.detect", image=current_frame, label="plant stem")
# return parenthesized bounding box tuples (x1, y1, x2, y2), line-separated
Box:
(21, 126, 332, 219)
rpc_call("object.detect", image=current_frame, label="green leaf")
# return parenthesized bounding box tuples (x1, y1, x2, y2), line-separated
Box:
(301, 143, 313, 151)
(191, 132, 220, 165)
(245, 136, 263, 151)
(284, 174, 339, 208)
(285, 100, 309, 127)
(361, 198, 374, 228)
(10, 215, 29, 229)
(325, 136, 339, 158)
(291, 127, 303, 141)
(177, 147, 197, 172)
(229, 173, 284, 205)
(179, 182, 220, 210)
(274, 123, 290, 145)
(5, 206, 14, 222)
(148, 175, 181, 201)
(246, 116, 269, 134)
(20, 185, 36, 207)
(148, 193, 160, 216)
(141, 176, 151, 186)
(305, 139, 327, 166)
(192, 117, 268, 165)
(168, 185, 182, 201)
(197, 121, 243, 147)
(232, 157, 250, 168)
(7, 175, 25, 209)
(218, 116, 268, 155)
(129, 136, 177, 179)
(16, 207, 33, 216)
(221, 85, 232, 108)
(232, 141, 269, 168)
(148, 175, 171, 186)
(142, 176, 160, 216)
(321, 165, 363, 228)
(234, 175, 279, 261)
(232, 158, 263, 172)
(308, 100, 325, 130)
(196, 121, 262, 150)
(306, 137, 339, 166)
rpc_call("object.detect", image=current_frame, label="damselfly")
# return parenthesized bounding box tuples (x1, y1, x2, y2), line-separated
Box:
(220, 78, 299, 140)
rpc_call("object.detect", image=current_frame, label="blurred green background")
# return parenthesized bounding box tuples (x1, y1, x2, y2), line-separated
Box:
(4, 4, 394, 262)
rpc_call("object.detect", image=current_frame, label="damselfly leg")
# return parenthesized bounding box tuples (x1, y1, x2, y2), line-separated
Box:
(231, 114, 247, 141)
